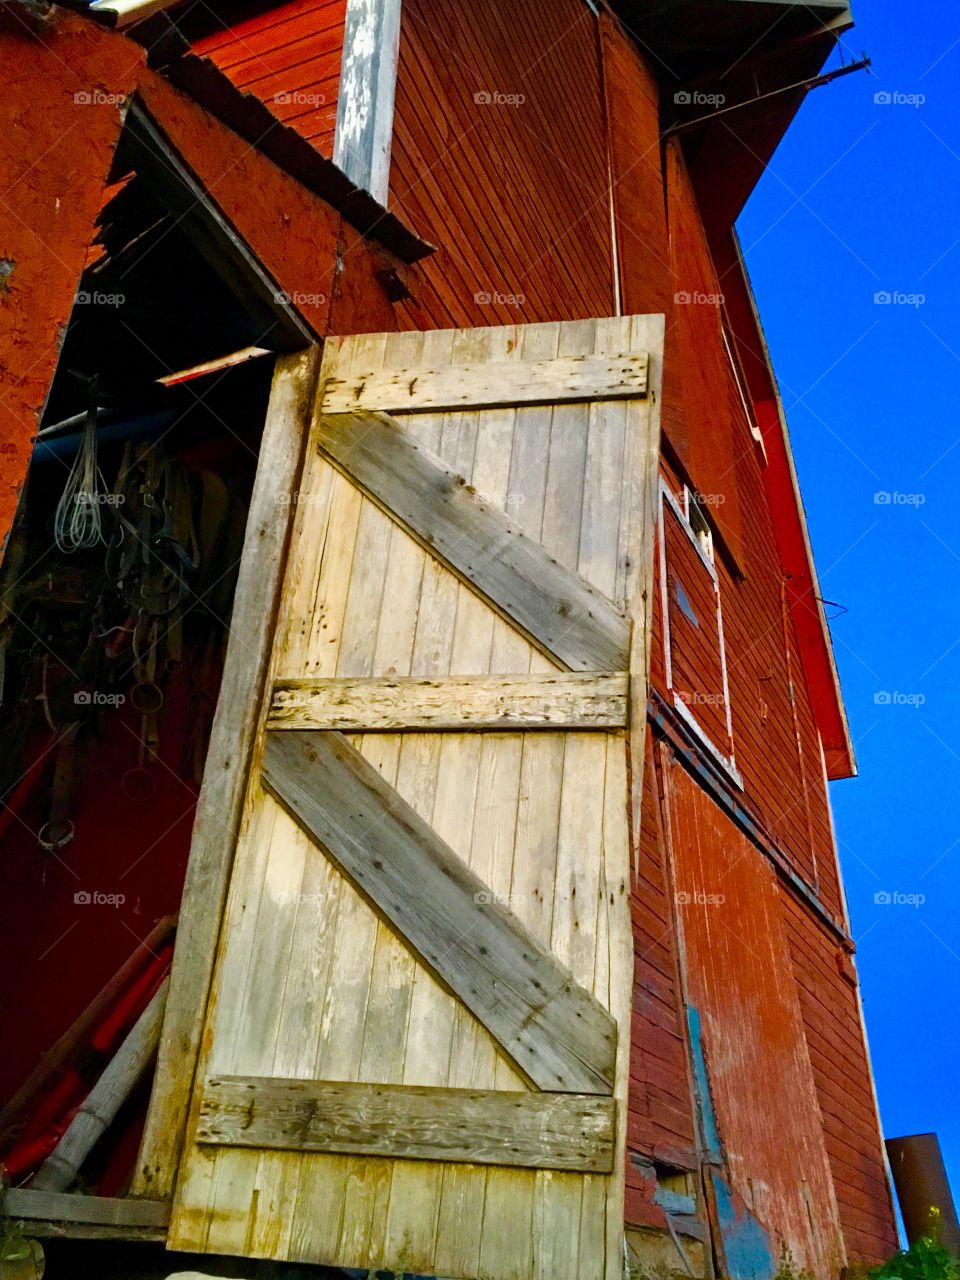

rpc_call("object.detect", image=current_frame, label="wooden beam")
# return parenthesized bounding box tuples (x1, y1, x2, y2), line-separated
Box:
(0, 1188, 170, 1230)
(321, 352, 649, 413)
(261, 730, 618, 1095)
(312, 412, 631, 672)
(268, 672, 629, 731)
(197, 1077, 615, 1173)
(33, 980, 169, 1192)
(333, 0, 402, 203)
(132, 349, 321, 1201)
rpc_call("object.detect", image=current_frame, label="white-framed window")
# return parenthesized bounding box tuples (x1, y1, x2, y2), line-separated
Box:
(659, 479, 741, 786)
(684, 484, 714, 561)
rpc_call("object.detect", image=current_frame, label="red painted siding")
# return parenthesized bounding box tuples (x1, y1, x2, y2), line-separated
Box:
(391, 0, 614, 330)
(0, 10, 143, 551)
(626, 739, 698, 1225)
(665, 140, 746, 566)
(136, 69, 397, 339)
(666, 762, 845, 1276)
(193, 0, 346, 158)
(782, 894, 899, 1264)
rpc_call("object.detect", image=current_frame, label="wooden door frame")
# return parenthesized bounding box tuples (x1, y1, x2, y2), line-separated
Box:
(131, 347, 322, 1202)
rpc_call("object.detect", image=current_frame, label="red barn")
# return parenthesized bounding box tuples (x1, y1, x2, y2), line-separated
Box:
(0, 1, 898, 1277)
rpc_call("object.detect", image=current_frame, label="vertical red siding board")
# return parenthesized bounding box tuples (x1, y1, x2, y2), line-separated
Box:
(626, 739, 699, 1178)
(664, 140, 746, 564)
(666, 765, 846, 1274)
(782, 894, 898, 1263)
(452, 0, 612, 299)
(392, 0, 614, 329)
(390, 57, 553, 325)
(391, 70, 549, 309)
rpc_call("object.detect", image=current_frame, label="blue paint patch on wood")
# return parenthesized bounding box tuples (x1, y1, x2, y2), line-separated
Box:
(710, 1171, 777, 1280)
(686, 1005, 723, 1163)
(653, 1184, 698, 1216)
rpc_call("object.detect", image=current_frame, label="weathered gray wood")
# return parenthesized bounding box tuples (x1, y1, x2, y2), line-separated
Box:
(312, 412, 631, 672)
(0, 1188, 170, 1229)
(321, 352, 649, 413)
(132, 348, 321, 1200)
(197, 1077, 615, 1173)
(33, 980, 169, 1192)
(333, 0, 402, 203)
(261, 731, 617, 1094)
(268, 672, 629, 731)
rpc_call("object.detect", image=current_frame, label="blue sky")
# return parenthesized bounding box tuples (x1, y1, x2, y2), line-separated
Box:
(739, 0, 960, 1219)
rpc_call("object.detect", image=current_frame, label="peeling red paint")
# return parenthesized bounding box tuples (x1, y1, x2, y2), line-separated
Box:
(136, 68, 397, 341)
(0, 9, 143, 549)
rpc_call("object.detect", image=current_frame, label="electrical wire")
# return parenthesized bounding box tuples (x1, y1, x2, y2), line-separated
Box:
(53, 405, 106, 554)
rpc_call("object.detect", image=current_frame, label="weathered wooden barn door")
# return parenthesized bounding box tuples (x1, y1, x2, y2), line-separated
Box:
(167, 316, 664, 1279)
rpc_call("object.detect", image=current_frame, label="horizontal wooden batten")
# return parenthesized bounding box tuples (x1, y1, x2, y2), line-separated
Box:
(197, 1077, 615, 1173)
(312, 412, 631, 672)
(0, 1188, 170, 1230)
(268, 672, 629, 731)
(261, 730, 617, 1094)
(320, 351, 649, 413)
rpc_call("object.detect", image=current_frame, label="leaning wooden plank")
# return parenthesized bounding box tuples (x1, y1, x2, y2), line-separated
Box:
(32, 979, 169, 1192)
(132, 349, 321, 1201)
(0, 914, 176, 1149)
(268, 672, 629, 731)
(321, 353, 648, 413)
(197, 1077, 615, 1173)
(261, 732, 617, 1095)
(0, 1188, 170, 1229)
(312, 413, 631, 672)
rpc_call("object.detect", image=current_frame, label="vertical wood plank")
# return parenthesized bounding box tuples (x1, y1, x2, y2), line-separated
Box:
(139, 347, 320, 1204)
(333, 0, 403, 203)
